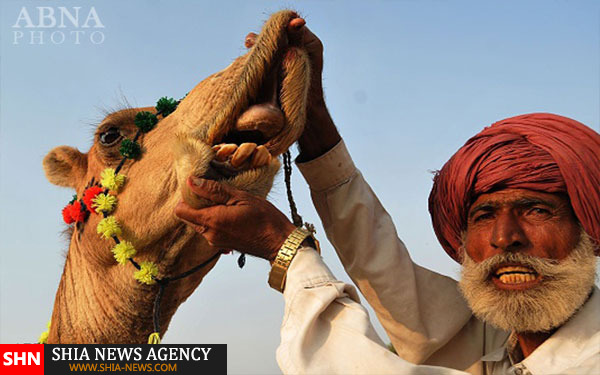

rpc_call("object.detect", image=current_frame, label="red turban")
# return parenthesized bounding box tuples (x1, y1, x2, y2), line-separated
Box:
(428, 113, 600, 262)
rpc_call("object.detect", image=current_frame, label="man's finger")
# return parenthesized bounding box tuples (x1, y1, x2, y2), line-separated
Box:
(301, 26, 322, 55)
(287, 17, 305, 45)
(187, 177, 234, 205)
(288, 17, 305, 33)
(245, 32, 257, 48)
(174, 201, 214, 226)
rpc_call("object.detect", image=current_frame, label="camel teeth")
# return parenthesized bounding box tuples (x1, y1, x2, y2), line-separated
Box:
(251, 145, 271, 168)
(231, 143, 257, 168)
(215, 144, 237, 161)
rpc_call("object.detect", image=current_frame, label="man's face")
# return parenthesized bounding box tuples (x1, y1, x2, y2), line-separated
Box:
(458, 188, 597, 332)
(465, 188, 580, 289)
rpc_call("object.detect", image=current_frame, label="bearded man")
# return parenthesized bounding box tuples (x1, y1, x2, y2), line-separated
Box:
(175, 20, 600, 375)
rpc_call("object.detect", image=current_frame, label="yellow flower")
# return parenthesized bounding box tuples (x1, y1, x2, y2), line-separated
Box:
(100, 168, 125, 192)
(92, 193, 117, 214)
(112, 241, 136, 265)
(148, 332, 161, 344)
(39, 330, 49, 344)
(38, 320, 51, 344)
(134, 261, 159, 285)
(97, 216, 121, 240)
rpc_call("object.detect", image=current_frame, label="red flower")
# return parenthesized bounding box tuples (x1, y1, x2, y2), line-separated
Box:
(83, 186, 104, 213)
(68, 201, 88, 223)
(62, 205, 75, 224)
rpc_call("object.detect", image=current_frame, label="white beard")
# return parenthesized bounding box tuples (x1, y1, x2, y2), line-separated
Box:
(458, 231, 597, 333)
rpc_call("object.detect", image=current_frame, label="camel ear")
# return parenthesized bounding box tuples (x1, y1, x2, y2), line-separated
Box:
(43, 146, 88, 188)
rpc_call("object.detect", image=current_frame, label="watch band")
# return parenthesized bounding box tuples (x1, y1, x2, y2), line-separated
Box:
(268, 227, 313, 292)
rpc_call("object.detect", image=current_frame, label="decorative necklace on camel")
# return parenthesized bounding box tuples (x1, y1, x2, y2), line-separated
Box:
(39, 95, 309, 345)
(40, 96, 224, 345)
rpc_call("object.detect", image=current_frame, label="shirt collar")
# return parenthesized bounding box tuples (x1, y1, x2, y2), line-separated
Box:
(522, 286, 600, 374)
(480, 286, 600, 374)
(480, 346, 507, 363)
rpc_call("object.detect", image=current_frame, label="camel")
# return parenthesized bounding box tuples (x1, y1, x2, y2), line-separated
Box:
(41, 10, 311, 343)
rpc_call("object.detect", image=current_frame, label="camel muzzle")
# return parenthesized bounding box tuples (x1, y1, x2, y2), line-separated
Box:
(179, 10, 309, 151)
(175, 10, 310, 205)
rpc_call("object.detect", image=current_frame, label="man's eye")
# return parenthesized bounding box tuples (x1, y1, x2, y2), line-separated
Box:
(528, 207, 551, 216)
(99, 127, 122, 146)
(473, 212, 493, 222)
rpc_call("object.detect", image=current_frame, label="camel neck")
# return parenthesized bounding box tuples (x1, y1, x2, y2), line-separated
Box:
(48, 238, 160, 343)
(46, 228, 177, 344)
(46, 217, 218, 343)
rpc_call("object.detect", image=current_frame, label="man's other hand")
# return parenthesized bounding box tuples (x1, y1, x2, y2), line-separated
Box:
(245, 16, 341, 162)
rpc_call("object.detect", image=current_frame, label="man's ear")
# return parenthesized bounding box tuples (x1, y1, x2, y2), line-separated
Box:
(43, 146, 88, 188)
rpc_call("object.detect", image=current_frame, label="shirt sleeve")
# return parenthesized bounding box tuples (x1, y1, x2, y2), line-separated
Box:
(296, 140, 477, 365)
(276, 247, 470, 375)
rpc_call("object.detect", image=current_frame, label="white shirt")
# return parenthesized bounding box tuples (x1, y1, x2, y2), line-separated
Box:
(275, 140, 600, 375)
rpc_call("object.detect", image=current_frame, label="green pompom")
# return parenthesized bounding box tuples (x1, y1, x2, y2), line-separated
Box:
(119, 138, 142, 159)
(155, 97, 178, 117)
(134, 111, 158, 133)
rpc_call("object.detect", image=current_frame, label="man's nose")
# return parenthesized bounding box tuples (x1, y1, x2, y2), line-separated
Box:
(490, 211, 528, 252)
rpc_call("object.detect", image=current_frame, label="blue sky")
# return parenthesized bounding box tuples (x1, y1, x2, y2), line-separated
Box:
(1, 1, 599, 374)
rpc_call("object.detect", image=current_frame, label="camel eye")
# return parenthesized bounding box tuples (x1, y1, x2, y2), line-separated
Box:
(99, 127, 122, 147)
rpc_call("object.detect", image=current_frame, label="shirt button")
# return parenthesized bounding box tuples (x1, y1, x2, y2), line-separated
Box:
(514, 368, 523, 375)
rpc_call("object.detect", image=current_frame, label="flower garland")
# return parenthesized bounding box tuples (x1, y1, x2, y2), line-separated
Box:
(41, 93, 308, 345)
(41, 95, 220, 344)
(60, 97, 179, 286)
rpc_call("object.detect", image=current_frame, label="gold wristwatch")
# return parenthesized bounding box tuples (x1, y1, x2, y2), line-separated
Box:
(268, 226, 320, 292)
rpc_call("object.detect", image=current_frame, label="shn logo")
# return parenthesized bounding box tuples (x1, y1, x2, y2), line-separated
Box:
(12, 6, 105, 45)
(3, 352, 40, 366)
(0, 345, 44, 375)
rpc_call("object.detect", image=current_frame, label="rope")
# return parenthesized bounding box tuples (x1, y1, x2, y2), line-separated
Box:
(283, 151, 303, 227)
(58, 97, 221, 343)
(56, 96, 308, 343)
(150, 251, 221, 335)
(153, 283, 166, 334)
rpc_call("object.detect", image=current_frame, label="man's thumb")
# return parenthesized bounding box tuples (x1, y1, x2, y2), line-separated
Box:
(187, 177, 236, 205)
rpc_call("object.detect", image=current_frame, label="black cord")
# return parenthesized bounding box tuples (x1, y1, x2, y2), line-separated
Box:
(283, 151, 303, 227)
(68, 97, 260, 340)
(153, 282, 166, 334)
(166, 252, 221, 282)
(150, 251, 221, 334)
(64, 98, 196, 342)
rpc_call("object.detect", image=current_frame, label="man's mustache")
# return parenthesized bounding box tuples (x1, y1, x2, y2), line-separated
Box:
(467, 250, 562, 281)
(458, 231, 597, 332)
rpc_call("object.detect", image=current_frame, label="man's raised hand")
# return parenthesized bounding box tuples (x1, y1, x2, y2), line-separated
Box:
(245, 17, 341, 162)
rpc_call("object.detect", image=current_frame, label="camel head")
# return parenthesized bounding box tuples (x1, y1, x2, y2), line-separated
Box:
(41, 10, 310, 343)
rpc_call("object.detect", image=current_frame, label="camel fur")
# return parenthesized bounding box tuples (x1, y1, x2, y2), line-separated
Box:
(41, 10, 311, 343)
